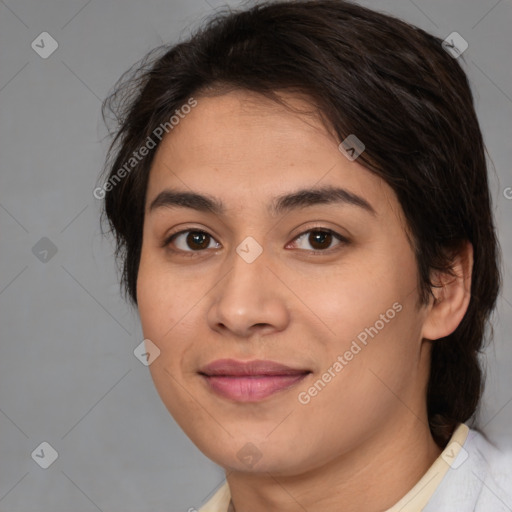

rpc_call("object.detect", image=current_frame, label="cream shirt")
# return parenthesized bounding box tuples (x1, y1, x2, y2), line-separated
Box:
(198, 423, 512, 512)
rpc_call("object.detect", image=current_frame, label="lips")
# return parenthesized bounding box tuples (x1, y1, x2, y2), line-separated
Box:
(199, 359, 311, 402)
(200, 358, 310, 377)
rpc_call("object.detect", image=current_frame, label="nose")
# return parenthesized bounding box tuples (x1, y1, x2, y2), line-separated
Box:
(207, 245, 290, 339)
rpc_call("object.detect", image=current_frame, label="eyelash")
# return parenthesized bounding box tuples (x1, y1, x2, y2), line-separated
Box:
(163, 226, 349, 256)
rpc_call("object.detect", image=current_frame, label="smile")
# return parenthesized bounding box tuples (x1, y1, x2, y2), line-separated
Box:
(198, 358, 311, 402)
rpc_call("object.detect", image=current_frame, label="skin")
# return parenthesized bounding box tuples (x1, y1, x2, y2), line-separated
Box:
(136, 90, 473, 512)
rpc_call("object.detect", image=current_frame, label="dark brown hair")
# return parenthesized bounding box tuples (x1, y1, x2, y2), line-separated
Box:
(99, 0, 501, 448)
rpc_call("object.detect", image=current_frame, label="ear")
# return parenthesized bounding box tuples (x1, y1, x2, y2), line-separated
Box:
(421, 241, 473, 341)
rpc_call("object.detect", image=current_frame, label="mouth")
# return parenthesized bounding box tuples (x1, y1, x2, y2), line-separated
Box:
(198, 359, 311, 402)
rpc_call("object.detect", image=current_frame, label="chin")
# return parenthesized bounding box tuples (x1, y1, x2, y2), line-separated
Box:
(192, 435, 311, 476)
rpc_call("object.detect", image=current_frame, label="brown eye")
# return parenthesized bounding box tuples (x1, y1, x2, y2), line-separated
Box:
(308, 231, 333, 250)
(186, 231, 210, 250)
(291, 229, 347, 252)
(167, 230, 220, 252)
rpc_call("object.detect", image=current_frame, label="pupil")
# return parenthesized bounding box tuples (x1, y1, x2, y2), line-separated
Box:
(310, 231, 331, 250)
(188, 232, 208, 249)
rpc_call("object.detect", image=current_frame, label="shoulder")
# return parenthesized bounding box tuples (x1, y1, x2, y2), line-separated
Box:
(467, 428, 512, 511)
(424, 425, 512, 512)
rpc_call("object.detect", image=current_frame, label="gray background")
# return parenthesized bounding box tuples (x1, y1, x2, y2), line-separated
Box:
(0, 0, 511, 510)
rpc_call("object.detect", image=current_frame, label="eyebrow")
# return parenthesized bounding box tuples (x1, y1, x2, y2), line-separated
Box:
(148, 185, 376, 217)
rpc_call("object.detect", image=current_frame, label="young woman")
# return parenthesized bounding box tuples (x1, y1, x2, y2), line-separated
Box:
(99, 1, 512, 510)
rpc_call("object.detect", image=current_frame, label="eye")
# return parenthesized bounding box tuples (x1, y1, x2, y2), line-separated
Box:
(165, 229, 221, 252)
(288, 228, 347, 252)
(164, 227, 348, 255)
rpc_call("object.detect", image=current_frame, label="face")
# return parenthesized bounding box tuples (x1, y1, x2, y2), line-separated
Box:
(137, 90, 432, 475)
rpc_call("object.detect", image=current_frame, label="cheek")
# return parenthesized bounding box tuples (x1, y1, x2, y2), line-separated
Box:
(136, 256, 163, 337)
(136, 250, 182, 344)
(136, 256, 199, 417)
(298, 298, 423, 433)
(136, 252, 203, 372)
(302, 245, 421, 392)
(297, 255, 413, 343)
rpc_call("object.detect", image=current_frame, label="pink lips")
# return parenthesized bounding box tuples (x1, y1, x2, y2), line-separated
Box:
(199, 359, 311, 402)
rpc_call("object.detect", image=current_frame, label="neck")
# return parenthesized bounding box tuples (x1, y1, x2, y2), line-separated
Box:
(226, 417, 443, 512)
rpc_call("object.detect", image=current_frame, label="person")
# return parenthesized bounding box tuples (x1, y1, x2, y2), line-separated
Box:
(98, 1, 512, 510)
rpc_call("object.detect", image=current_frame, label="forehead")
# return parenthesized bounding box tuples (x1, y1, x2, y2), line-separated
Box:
(155, 90, 335, 168)
(145, 90, 399, 219)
